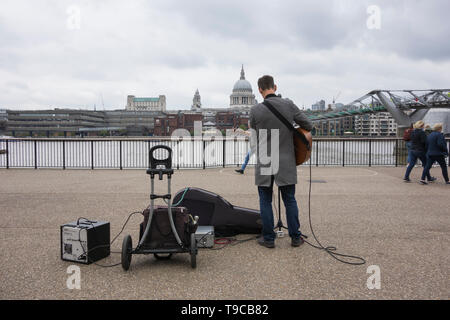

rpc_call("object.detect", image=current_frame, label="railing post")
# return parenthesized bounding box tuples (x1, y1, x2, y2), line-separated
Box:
(119, 140, 122, 170)
(342, 140, 345, 167)
(6, 139, 9, 169)
(223, 138, 226, 168)
(202, 140, 206, 169)
(6, 140, 9, 169)
(368, 140, 372, 167)
(395, 139, 398, 167)
(177, 140, 180, 170)
(192, 138, 195, 169)
(91, 140, 94, 170)
(148, 140, 151, 168)
(234, 137, 236, 166)
(34, 140, 37, 169)
(315, 139, 319, 167)
(62, 140, 66, 170)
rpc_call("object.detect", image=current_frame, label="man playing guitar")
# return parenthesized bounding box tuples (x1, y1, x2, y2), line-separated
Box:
(249, 75, 313, 248)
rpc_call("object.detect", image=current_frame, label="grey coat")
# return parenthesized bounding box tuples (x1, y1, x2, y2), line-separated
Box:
(249, 95, 313, 187)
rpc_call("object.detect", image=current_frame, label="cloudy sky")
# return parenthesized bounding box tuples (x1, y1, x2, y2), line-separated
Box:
(0, 0, 449, 110)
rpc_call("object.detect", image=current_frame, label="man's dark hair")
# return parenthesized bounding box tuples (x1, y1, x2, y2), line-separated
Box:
(258, 75, 275, 91)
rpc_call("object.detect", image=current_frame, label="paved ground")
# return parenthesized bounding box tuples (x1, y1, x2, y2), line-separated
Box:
(0, 166, 449, 300)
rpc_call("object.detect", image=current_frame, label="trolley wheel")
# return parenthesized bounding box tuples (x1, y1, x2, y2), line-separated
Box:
(154, 253, 173, 260)
(121, 235, 132, 271)
(190, 233, 197, 269)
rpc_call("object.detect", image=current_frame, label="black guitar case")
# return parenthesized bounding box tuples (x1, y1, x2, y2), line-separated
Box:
(172, 187, 262, 237)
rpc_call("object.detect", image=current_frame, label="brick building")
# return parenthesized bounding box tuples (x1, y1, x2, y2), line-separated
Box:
(153, 111, 203, 136)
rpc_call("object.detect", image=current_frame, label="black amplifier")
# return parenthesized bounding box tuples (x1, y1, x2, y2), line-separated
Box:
(61, 220, 110, 264)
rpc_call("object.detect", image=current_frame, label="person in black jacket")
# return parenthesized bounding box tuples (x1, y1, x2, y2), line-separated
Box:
(420, 123, 449, 185)
(404, 120, 435, 183)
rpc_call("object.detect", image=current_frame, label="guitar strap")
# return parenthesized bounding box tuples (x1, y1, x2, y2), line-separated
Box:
(262, 100, 311, 151)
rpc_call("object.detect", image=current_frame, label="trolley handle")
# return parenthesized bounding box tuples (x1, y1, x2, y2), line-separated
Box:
(147, 145, 174, 180)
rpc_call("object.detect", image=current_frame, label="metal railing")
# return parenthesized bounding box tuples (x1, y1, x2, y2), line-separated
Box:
(0, 137, 449, 169)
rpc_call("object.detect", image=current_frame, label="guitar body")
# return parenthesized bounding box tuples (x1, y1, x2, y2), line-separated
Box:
(294, 128, 313, 166)
(261, 100, 313, 166)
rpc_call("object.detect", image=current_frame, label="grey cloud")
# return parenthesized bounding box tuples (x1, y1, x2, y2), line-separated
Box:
(157, 0, 450, 61)
(0, 0, 449, 110)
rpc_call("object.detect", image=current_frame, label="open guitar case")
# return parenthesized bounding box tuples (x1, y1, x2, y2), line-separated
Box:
(172, 187, 262, 237)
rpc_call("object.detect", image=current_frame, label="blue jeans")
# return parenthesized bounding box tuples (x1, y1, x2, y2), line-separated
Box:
(406, 142, 412, 164)
(405, 151, 431, 180)
(257, 176, 301, 242)
(421, 155, 449, 182)
(240, 151, 251, 171)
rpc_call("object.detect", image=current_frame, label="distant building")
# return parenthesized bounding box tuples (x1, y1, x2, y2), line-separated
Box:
(229, 65, 256, 109)
(126, 95, 166, 111)
(0, 109, 7, 132)
(215, 111, 250, 132)
(179, 112, 203, 134)
(0, 108, 167, 137)
(191, 89, 202, 111)
(329, 103, 345, 111)
(314, 116, 355, 136)
(202, 111, 216, 128)
(312, 100, 326, 111)
(153, 112, 179, 136)
(2, 109, 106, 137)
(215, 111, 235, 131)
(153, 111, 203, 136)
(105, 110, 160, 136)
(354, 112, 397, 136)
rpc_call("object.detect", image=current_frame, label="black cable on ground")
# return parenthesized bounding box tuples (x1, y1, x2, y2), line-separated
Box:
(299, 160, 366, 265)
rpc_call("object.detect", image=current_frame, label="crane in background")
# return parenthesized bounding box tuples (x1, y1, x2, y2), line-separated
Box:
(93, 93, 105, 111)
(100, 93, 105, 111)
(333, 91, 341, 104)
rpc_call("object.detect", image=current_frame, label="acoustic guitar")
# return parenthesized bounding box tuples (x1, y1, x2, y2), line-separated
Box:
(294, 127, 313, 166)
(263, 100, 313, 166)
